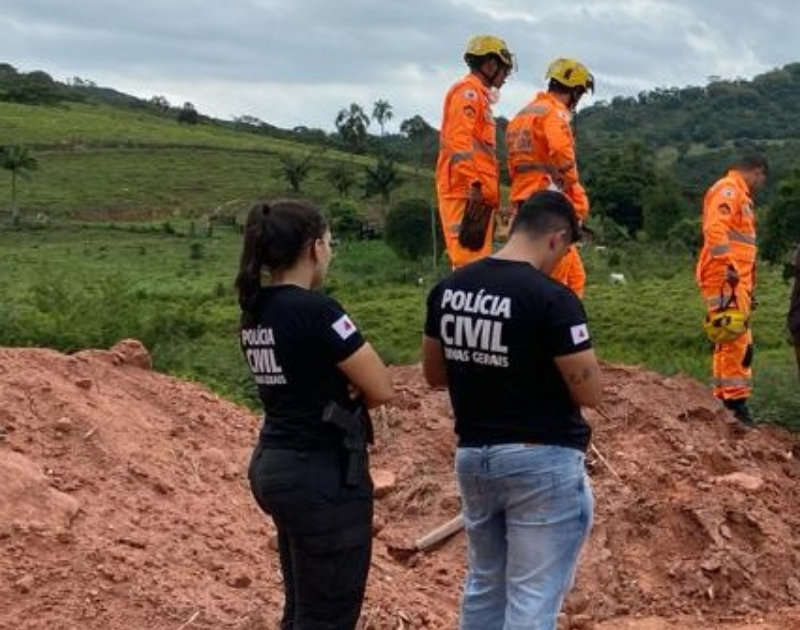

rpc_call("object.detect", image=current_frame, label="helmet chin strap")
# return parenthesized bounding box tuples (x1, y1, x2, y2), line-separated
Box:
(567, 88, 584, 111)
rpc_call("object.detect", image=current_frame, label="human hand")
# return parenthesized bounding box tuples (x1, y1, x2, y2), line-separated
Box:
(468, 183, 483, 205)
(726, 264, 740, 288)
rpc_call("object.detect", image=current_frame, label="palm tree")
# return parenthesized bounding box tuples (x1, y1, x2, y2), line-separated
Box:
(278, 153, 314, 193)
(372, 99, 393, 137)
(335, 103, 370, 154)
(364, 157, 402, 206)
(1, 145, 38, 225)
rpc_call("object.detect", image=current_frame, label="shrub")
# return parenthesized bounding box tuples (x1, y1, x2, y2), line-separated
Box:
(326, 200, 363, 240)
(384, 198, 442, 261)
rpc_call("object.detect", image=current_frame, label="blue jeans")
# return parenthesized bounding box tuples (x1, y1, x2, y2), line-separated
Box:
(456, 444, 593, 630)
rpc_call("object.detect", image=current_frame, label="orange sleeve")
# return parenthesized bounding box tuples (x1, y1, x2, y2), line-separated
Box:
(702, 185, 737, 271)
(443, 86, 483, 188)
(543, 109, 579, 191)
(567, 182, 590, 220)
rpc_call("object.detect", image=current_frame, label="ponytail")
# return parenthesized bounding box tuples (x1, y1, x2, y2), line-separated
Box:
(234, 200, 327, 325)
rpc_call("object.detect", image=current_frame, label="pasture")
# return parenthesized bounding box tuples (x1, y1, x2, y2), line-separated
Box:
(1, 223, 797, 429)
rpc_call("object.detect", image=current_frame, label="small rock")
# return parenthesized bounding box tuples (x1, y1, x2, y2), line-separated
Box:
(571, 614, 594, 630)
(74, 378, 93, 390)
(714, 472, 764, 492)
(15, 574, 35, 593)
(54, 417, 73, 434)
(372, 468, 396, 498)
(227, 574, 252, 589)
(110, 339, 152, 370)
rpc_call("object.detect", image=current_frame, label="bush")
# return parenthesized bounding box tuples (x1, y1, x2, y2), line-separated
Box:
(667, 216, 702, 254)
(325, 200, 363, 240)
(384, 198, 442, 261)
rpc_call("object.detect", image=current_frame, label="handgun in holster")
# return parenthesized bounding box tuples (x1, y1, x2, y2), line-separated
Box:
(321, 401, 374, 487)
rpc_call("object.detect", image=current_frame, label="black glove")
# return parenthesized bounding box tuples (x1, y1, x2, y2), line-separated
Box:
(458, 199, 493, 251)
(726, 264, 740, 288)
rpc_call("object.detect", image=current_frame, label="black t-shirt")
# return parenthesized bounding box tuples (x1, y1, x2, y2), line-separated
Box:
(424, 257, 593, 451)
(240, 285, 365, 450)
(788, 246, 800, 340)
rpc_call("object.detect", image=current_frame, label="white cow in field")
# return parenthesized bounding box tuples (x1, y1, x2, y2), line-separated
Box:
(609, 272, 626, 285)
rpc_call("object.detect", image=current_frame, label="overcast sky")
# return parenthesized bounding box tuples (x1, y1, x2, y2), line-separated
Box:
(2, 0, 798, 133)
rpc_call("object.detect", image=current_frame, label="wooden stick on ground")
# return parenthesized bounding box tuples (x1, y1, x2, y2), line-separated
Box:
(414, 514, 465, 551)
(590, 443, 624, 483)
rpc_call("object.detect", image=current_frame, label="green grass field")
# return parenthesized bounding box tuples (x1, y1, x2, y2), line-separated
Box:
(1, 98, 797, 430)
(1, 223, 797, 429)
(0, 101, 433, 220)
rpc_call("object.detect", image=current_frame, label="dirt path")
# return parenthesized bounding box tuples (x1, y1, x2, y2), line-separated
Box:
(1, 342, 799, 629)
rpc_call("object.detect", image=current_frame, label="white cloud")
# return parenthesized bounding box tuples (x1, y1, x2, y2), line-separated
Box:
(1, 0, 798, 131)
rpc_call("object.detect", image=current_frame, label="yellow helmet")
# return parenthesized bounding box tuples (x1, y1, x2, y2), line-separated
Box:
(703, 308, 749, 344)
(545, 58, 594, 92)
(464, 35, 515, 70)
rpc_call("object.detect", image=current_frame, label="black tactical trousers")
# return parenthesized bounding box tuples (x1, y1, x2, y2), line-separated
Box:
(248, 445, 373, 630)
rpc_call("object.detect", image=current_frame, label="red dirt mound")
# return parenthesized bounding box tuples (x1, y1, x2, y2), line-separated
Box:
(1, 342, 799, 630)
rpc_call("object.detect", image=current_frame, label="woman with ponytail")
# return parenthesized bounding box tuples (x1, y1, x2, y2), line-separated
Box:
(235, 199, 394, 630)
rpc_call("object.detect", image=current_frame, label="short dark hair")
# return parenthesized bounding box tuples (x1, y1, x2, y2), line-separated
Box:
(510, 190, 581, 243)
(733, 154, 769, 176)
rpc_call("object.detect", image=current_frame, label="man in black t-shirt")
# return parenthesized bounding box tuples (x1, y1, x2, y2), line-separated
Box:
(422, 190, 602, 630)
(787, 245, 800, 379)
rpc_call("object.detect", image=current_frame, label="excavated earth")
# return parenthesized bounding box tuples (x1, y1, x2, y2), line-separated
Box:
(1, 340, 800, 630)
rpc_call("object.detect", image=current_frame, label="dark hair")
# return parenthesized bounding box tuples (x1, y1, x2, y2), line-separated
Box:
(234, 199, 328, 321)
(548, 79, 587, 105)
(465, 53, 502, 71)
(511, 190, 581, 243)
(733, 154, 769, 176)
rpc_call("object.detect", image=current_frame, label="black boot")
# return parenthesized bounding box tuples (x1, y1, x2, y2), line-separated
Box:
(723, 398, 755, 426)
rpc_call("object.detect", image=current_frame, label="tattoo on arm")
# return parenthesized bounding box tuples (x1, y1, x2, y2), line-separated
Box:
(568, 365, 595, 386)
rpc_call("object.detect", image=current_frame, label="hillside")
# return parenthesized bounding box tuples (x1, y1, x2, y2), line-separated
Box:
(0, 69, 432, 221)
(2, 341, 800, 630)
(574, 62, 800, 200)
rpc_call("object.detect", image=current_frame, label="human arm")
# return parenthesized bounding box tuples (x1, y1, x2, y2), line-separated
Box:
(421, 283, 448, 387)
(545, 289, 601, 407)
(443, 81, 485, 195)
(543, 108, 580, 192)
(421, 335, 448, 388)
(337, 343, 395, 408)
(702, 184, 738, 275)
(554, 349, 602, 408)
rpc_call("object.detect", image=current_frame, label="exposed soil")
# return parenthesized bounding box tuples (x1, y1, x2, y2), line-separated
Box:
(1, 340, 800, 630)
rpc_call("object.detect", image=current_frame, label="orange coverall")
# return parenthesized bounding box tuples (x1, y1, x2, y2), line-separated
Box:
(436, 73, 500, 269)
(695, 170, 757, 402)
(506, 92, 589, 296)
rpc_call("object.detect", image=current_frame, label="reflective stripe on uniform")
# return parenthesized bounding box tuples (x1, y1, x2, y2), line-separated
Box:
(512, 161, 556, 175)
(473, 138, 496, 157)
(728, 230, 756, 245)
(450, 151, 473, 165)
(713, 377, 752, 388)
(706, 295, 727, 309)
(710, 244, 731, 256)
(518, 104, 549, 116)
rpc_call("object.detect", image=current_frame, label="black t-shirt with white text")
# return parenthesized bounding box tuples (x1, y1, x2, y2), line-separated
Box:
(240, 285, 365, 450)
(424, 257, 593, 451)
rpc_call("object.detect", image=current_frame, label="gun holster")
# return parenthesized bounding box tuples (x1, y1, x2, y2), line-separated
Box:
(321, 401, 373, 487)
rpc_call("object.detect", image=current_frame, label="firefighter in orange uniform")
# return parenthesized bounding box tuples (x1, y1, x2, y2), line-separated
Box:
(696, 156, 769, 425)
(436, 35, 515, 269)
(506, 58, 594, 297)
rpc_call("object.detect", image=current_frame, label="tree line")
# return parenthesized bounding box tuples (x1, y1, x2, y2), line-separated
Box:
(3, 60, 800, 263)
